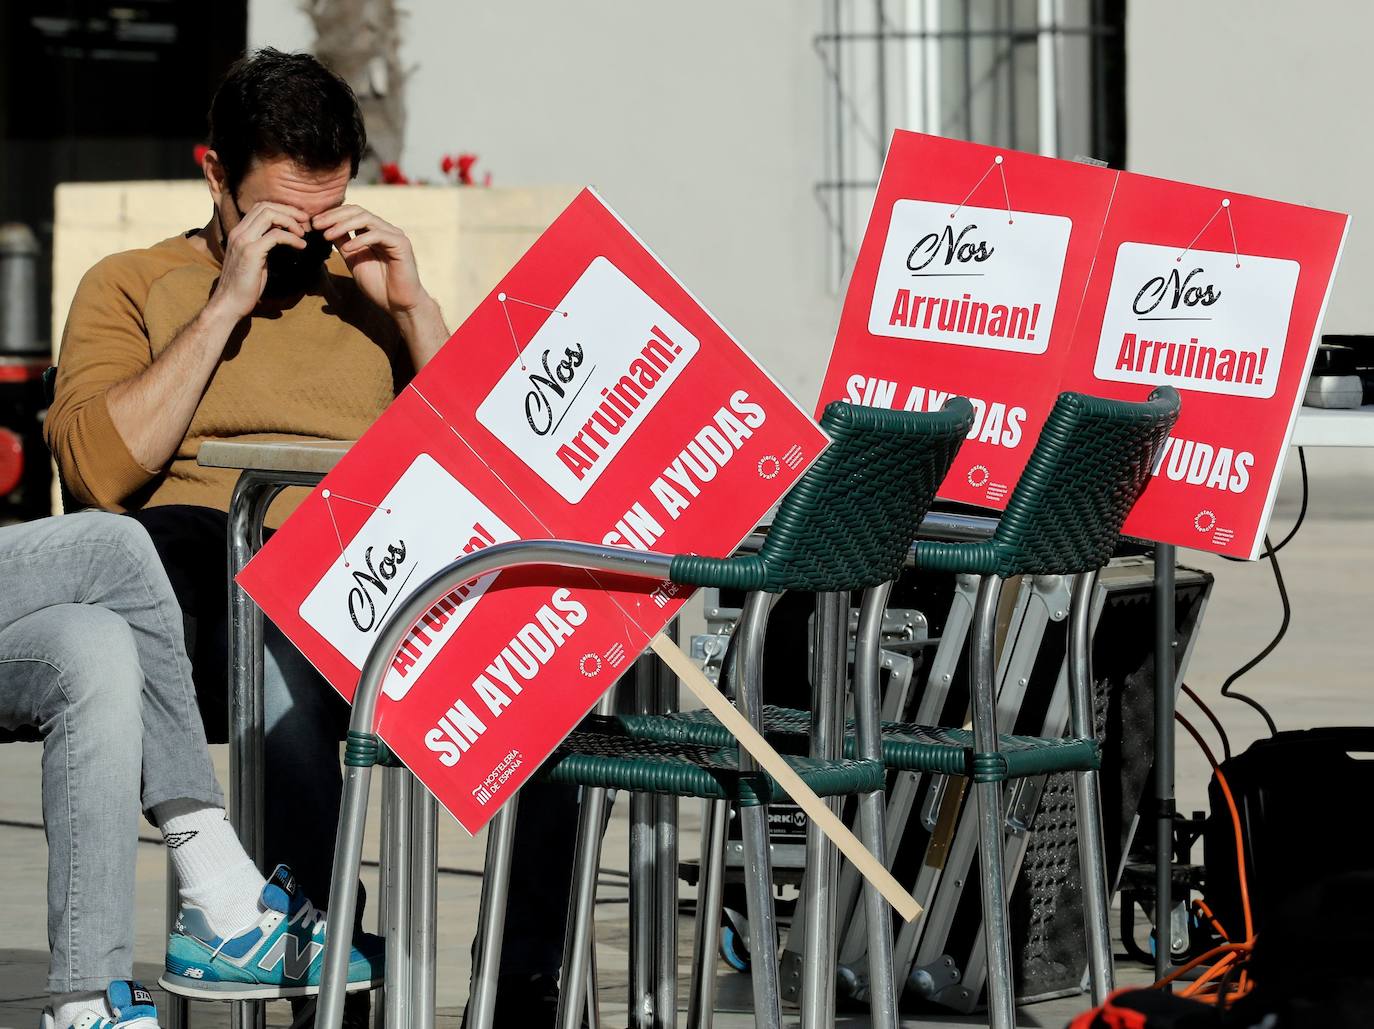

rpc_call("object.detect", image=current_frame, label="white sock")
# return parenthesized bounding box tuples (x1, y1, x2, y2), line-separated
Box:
(50, 991, 110, 1029)
(152, 800, 267, 937)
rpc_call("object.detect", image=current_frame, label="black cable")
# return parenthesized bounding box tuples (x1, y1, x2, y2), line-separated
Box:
(1221, 448, 1307, 563)
(1181, 681, 1233, 761)
(1207, 447, 1306, 734)
(1218, 534, 1284, 736)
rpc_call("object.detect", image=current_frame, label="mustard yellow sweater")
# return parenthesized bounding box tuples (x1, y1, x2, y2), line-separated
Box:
(47, 232, 411, 527)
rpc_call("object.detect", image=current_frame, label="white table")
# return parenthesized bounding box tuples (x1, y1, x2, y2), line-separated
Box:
(1292, 405, 1374, 448)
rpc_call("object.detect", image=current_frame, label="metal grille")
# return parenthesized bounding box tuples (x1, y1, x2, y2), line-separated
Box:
(815, 0, 1127, 290)
(1013, 670, 1112, 996)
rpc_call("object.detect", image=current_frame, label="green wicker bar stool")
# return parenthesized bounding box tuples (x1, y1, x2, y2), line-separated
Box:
(312, 399, 972, 1029)
(911, 387, 1178, 1029)
(608, 704, 1102, 780)
(610, 386, 1180, 1028)
(542, 397, 975, 1029)
(545, 722, 886, 802)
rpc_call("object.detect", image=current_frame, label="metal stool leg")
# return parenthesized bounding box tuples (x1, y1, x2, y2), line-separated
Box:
(654, 636, 681, 1029)
(316, 749, 380, 1029)
(164, 858, 188, 1029)
(468, 798, 520, 1029)
(627, 651, 656, 1029)
(555, 784, 613, 1029)
(686, 799, 728, 1029)
(735, 590, 782, 1029)
(800, 591, 846, 1029)
(1068, 571, 1114, 1003)
(586, 905, 601, 1029)
(381, 768, 413, 1029)
(969, 576, 1016, 1029)
(853, 584, 899, 1029)
(410, 784, 439, 1029)
(557, 691, 618, 1029)
(737, 805, 782, 1029)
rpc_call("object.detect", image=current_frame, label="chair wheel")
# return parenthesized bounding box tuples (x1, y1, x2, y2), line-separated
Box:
(719, 924, 751, 972)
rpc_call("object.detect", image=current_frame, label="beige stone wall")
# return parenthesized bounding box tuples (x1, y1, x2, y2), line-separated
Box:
(51, 181, 578, 354)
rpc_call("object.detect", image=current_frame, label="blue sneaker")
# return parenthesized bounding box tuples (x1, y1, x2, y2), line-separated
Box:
(160, 864, 383, 999)
(39, 981, 160, 1029)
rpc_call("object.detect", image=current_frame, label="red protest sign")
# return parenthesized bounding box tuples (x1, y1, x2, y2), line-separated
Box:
(819, 132, 1118, 506)
(818, 130, 1348, 558)
(1057, 173, 1348, 557)
(238, 189, 828, 833)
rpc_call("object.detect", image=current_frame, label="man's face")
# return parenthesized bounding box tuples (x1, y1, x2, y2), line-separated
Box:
(212, 153, 352, 233)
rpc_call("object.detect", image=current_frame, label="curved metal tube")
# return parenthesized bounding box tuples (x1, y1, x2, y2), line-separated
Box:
(1068, 570, 1114, 1002)
(316, 539, 675, 1029)
(353, 539, 674, 735)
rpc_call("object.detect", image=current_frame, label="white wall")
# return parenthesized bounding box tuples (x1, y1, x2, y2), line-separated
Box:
(1128, 0, 1374, 506)
(248, 0, 842, 407)
(1127, 1, 1371, 334)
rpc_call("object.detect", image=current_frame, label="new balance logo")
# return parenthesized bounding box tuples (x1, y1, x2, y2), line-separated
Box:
(257, 934, 323, 980)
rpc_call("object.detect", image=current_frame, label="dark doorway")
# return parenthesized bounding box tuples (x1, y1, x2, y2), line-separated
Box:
(0, 0, 247, 345)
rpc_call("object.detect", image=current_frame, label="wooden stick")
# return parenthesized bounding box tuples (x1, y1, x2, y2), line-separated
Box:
(649, 633, 922, 923)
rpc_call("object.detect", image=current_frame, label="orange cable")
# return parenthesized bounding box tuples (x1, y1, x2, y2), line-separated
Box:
(1157, 712, 1258, 1005)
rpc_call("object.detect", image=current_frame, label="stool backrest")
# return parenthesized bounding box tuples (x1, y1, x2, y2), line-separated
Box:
(668, 398, 974, 593)
(989, 386, 1180, 576)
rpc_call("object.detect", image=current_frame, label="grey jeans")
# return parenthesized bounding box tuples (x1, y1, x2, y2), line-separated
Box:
(0, 512, 222, 992)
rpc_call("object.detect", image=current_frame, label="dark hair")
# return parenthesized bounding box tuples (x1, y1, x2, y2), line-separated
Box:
(208, 48, 366, 194)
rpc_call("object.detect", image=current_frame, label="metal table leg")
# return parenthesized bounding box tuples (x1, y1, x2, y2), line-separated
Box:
(227, 473, 288, 1029)
(1154, 544, 1177, 986)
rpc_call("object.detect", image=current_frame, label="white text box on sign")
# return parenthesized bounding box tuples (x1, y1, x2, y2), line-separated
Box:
(298, 452, 518, 701)
(867, 200, 1071, 355)
(1092, 243, 1299, 400)
(476, 256, 700, 503)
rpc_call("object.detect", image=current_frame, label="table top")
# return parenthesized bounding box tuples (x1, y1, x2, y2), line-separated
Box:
(1291, 405, 1374, 448)
(191, 406, 1374, 481)
(197, 439, 353, 475)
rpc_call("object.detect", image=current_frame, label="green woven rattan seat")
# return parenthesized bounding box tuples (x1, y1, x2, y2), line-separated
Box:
(600, 706, 1100, 783)
(543, 726, 885, 805)
(543, 401, 977, 807)
(915, 388, 1181, 578)
(669, 399, 975, 593)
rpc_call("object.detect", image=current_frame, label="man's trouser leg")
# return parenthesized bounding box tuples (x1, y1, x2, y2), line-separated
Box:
(0, 603, 143, 991)
(0, 513, 224, 812)
(0, 513, 224, 989)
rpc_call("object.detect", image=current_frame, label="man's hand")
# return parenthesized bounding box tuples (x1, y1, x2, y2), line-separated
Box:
(210, 202, 310, 321)
(315, 205, 448, 368)
(313, 205, 431, 315)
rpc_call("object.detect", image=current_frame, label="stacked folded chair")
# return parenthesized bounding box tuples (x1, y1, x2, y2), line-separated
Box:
(314, 386, 1179, 1029)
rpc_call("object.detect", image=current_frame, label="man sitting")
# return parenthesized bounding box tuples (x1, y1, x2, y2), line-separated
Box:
(47, 47, 585, 1026)
(46, 42, 443, 950)
(0, 513, 381, 1029)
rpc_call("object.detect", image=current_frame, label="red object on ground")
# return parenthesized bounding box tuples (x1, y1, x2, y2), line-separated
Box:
(0, 427, 24, 497)
(380, 161, 409, 185)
